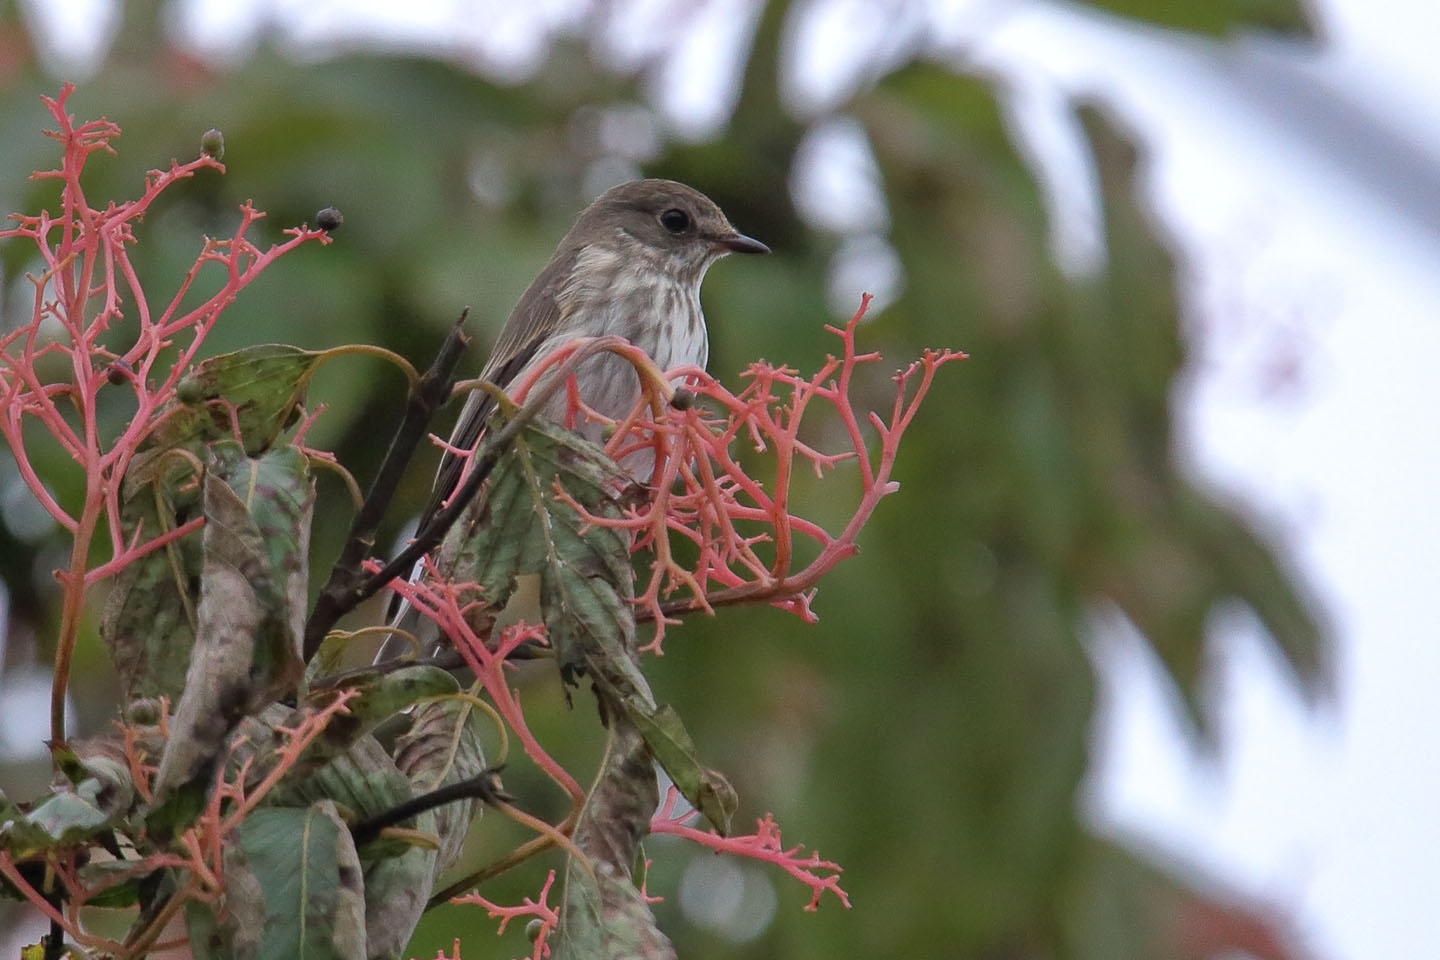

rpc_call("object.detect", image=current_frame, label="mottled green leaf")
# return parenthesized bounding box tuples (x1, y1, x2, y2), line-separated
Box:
(438, 413, 638, 683)
(556, 725, 674, 960)
(5, 785, 111, 848)
(393, 693, 490, 875)
(1, 738, 139, 853)
(254, 692, 488, 960)
(266, 734, 414, 827)
(187, 801, 366, 960)
(153, 344, 327, 456)
(101, 458, 205, 703)
(154, 442, 313, 798)
(102, 344, 326, 702)
(294, 665, 460, 765)
(619, 700, 736, 835)
(219, 666, 457, 802)
(65, 860, 144, 908)
(360, 821, 440, 960)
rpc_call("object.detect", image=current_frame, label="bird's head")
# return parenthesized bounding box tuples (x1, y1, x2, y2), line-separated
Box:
(571, 178, 769, 283)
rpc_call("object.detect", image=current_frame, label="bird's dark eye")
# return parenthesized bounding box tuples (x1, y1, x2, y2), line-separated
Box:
(659, 208, 690, 234)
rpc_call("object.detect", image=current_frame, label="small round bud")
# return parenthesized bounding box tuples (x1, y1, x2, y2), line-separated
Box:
(105, 359, 132, 386)
(525, 919, 544, 942)
(123, 698, 163, 725)
(200, 128, 225, 160)
(175, 378, 205, 405)
(669, 387, 695, 411)
(316, 207, 343, 231)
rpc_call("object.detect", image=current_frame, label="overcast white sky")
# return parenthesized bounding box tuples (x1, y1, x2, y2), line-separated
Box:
(7, 1, 1439, 957)
(961, 4, 1440, 958)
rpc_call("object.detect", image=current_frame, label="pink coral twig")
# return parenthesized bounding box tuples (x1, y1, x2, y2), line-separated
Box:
(0, 85, 329, 741)
(451, 869, 559, 960)
(650, 788, 850, 911)
(543, 294, 964, 652)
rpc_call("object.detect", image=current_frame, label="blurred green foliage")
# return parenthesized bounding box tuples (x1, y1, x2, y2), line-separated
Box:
(0, 0, 1323, 956)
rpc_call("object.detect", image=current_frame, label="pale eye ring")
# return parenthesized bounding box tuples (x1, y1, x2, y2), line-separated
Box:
(659, 208, 690, 234)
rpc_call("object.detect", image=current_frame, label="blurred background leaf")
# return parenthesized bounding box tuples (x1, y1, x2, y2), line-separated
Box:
(0, 0, 1336, 957)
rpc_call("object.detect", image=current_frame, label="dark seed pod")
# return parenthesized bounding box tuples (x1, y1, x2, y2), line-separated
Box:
(669, 387, 695, 410)
(105, 359, 132, 385)
(316, 207, 343, 231)
(200, 128, 225, 160)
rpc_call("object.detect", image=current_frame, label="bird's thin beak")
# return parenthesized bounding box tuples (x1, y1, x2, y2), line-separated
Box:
(715, 232, 770, 255)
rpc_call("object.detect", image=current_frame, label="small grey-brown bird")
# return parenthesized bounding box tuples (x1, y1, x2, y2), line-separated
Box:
(376, 179, 767, 662)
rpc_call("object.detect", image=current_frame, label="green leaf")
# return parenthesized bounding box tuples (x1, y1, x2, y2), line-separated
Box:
(437, 414, 639, 683)
(556, 725, 674, 960)
(392, 693, 491, 875)
(265, 735, 415, 829)
(104, 344, 327, 699)
(154, 442, 313, 799)
(555, 857, 676, 960)
(69, 860, 144, 908)
(294, 664, 461, 766)
(619, 700, 736, 835)
(101, 457, 205, 703)
(1, 743, 137, 853)
(154, 344, 327, 456)
(187, 801, 366, 960)
(7, 785, 112, 848)
(213, 666, 458, 812)
(1077, 0, 1313, 36)
(359, 827, 440, 960)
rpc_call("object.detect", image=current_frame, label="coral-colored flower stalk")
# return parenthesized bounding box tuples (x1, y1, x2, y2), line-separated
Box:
(0, 85, 330, 740)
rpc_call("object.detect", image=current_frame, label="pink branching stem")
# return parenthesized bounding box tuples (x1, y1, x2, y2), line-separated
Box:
(535, 294, 963, 652)
(650, 787, 850, 911)
(84, 514, 206, 585)
(451, 869, 559, 960)
(373, 561, 586, 808)
(218, 688, 360, 834)
(0, 692, 357, 954)
(0, 853, 130, 953)
(425, 300, 954, 946)
(0, 85, 329, 740)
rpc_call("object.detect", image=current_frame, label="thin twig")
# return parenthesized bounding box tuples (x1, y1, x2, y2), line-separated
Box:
(349, 768, 510, 847)
(352, 337, 625, 614)
(302, 310, 471, 659)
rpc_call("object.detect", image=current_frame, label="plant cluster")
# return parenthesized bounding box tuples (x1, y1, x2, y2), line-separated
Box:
(0, 87, 958, 959)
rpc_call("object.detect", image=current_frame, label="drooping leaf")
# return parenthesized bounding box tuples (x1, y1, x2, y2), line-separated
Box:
(359, 820, 441, 960)
(297, 664, 461, 764)
(392, 693, 491, 877)
(218, 666, 458, 808)
(437, 413, 639, 683)
(103, 344, 327, 702)
(441, 414, 736, 835)
(555, 724, 674, 960)
(154, 442, 313, 799)
(0, 738, 139, 853)
(249, 690, 490, 960)
(618, 700, 736, 836)
(265, 734, 415, 829)
(101, 454, 205, 703)
(2, 783, 113, 850)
